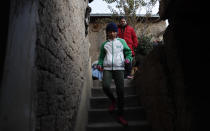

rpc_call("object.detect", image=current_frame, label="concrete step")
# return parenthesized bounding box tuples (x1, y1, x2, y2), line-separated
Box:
(87, 121, 151, 131)
(90, 95, 140, 109)
(88, 107, 146, 123)
(87, 79, 151, 131)
(91, 86, 136, 97)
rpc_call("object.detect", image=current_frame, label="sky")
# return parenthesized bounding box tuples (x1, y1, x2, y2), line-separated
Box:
(88, 0, 159, 15)
(88, 0, 169, 26)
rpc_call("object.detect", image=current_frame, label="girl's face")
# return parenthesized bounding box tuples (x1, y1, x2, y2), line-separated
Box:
(107, 31, 117, 40)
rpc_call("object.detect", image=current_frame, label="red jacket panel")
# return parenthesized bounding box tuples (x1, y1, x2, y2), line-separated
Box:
(118, 25, 138, 56)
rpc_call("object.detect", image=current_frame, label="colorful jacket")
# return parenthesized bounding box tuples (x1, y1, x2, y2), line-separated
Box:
(98, 38, 132, 70)
(118, 24, 138, 56)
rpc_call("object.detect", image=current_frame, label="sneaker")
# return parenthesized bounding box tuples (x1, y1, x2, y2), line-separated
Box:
(117, 116, 128, 126)
(108, 101, 116, 112)
(126, 75, 134, 79)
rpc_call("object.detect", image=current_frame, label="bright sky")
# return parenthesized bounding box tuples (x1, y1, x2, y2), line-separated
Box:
(89, 0, 159, 14)
(89, 0, 169, 26)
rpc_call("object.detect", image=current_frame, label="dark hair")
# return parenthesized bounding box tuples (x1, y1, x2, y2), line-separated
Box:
(106, 22, 118, 33)
(119, 16, 127, 21)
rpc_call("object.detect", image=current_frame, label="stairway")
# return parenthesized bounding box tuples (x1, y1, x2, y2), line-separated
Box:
(86, 79, 151, 131)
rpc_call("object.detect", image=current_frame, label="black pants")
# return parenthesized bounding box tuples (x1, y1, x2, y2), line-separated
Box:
(124, 62, 132, 77)
(102, 70, 124, 115)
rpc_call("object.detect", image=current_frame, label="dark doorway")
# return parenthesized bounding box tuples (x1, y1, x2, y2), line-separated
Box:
(0, 1, 10, 86)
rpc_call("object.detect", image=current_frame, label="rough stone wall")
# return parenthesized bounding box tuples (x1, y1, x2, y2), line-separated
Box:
(88, 23, 106, 63)
(135, 21, 166, 41)
(88, 21, 166, 62)
(133, 0, 207, 131)
(36, 0, 91, 131)
(133, 37, 191, 131)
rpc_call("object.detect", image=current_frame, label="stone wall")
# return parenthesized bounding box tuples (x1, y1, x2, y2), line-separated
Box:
(133, 0, 207, 131)
(88, 23, 106, 63)
(0, 0, 91, 131)
(36, 0, 91, 131)
(88, 20, 166, 62)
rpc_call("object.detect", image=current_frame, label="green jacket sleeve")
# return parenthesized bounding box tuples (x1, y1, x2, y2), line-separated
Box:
(97, 42, 107, 67)
(118, 38, 132, 62)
